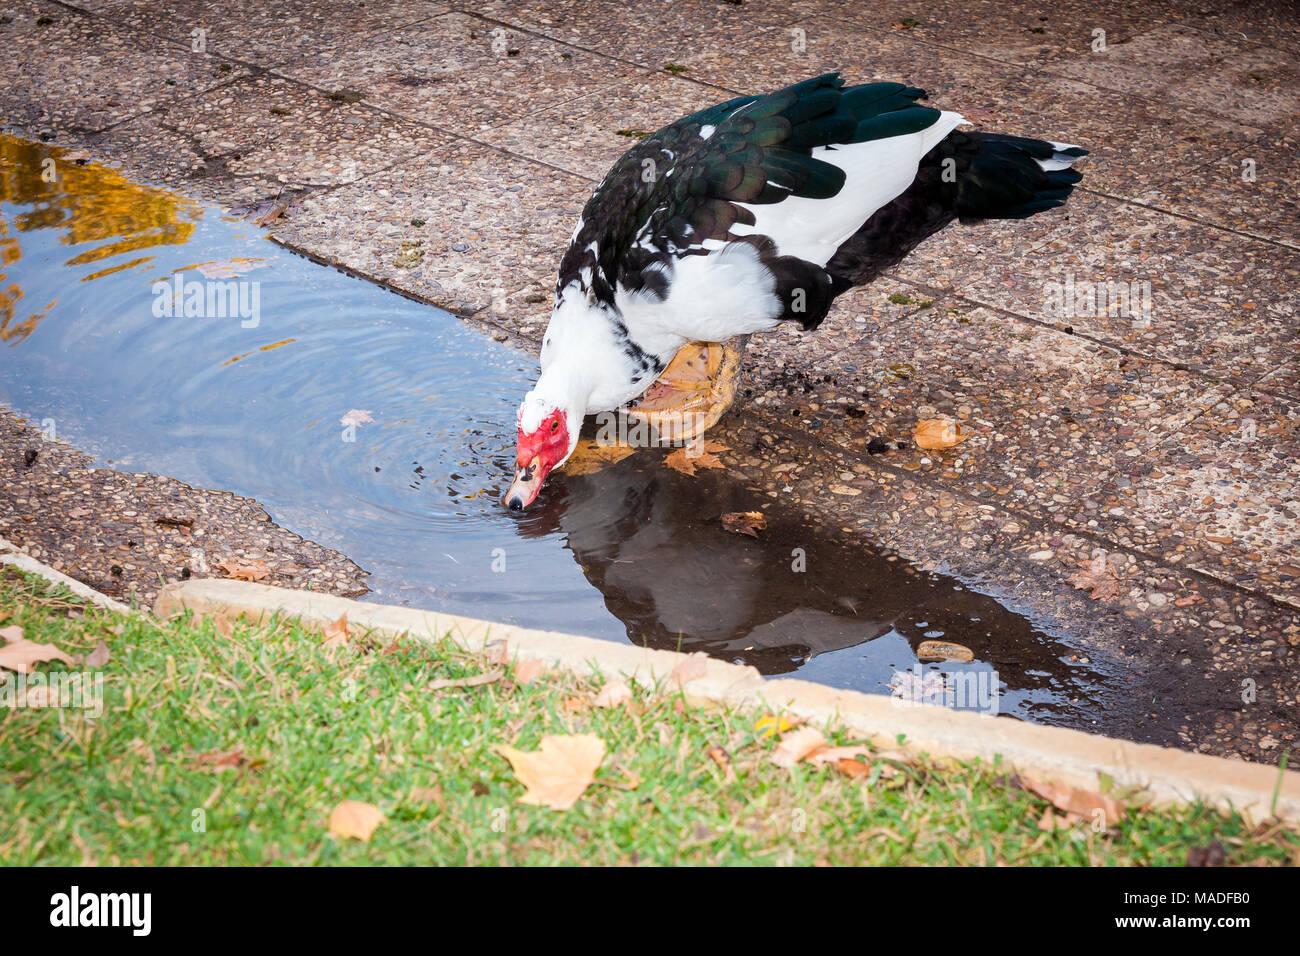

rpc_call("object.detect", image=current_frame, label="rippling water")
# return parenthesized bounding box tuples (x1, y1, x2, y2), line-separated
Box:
(0, 134, 1122, 726)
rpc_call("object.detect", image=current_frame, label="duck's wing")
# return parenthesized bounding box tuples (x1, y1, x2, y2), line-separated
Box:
(558, 73, 961, 340)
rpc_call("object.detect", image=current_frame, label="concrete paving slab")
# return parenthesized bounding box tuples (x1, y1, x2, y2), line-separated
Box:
(0, 11, 250, 138)
(99, 0, 449, 68)
(478, 71, 723, 180)
(472, 0, 803, 71)
(276, 11, 644, 131)
(1056, 21, 1300, 127)
(270, 138, 588, 315)
(1137, 124, 1300, 250)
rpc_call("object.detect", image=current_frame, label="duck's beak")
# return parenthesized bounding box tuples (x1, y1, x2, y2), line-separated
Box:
(504, 455, 544, 511)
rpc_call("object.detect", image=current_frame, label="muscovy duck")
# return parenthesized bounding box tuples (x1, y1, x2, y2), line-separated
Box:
(506, 72, 1085, 509)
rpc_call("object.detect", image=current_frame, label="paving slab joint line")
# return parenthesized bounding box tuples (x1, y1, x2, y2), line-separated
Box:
(151, 577, 1300, 827)
(750, 396, 1300, 616)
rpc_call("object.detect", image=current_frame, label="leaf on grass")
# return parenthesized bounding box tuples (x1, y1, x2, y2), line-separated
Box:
(670, 651, 709, 686)
(561, 439, 636, 476)
(755, 713, 803, 739)
(720, 511, 767, 537)
(593, 679, 632, 708)
(664, 440, 729, 477)
(496, 734, 606, 810)
(215, 559, 271, 582)
(192, 749, 264, 773)
(339, 409, 374, 428)
(321, 613, 350, 649)
(328, 800, 386, 841)
(0, 626, 75, 674)
(513, 658, 546, 684)
(914, 418, 969, 450)
(805, 745, 873, 768)
(1023, 776, 1125, 826)
(835, 757, 872, 778)
(1069, 553, 1121, 601)
(85, 641, 111, 667)
(706, 746, 737, 783)
(427, 668, 504, 691)
(770, 727, 827, 769)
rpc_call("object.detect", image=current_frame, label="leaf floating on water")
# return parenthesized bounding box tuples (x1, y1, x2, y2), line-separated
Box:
(195, 257, 268, 280)
(913, 418, 969, 450)
(0, 626, 76, 674)
(328, 800, 386, 841)
(339, 409, 374, 428)
(720, 511, 767, 537)
(664, 440, 728, 476)
(1069, 553, 1120, 601)
(496, 734, 606, 810)
(215, 559, 271, 582)
(561, 439, 636, 476)
(916, 639, 974, 663)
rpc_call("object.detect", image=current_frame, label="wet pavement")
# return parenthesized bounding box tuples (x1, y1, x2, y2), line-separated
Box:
(0, 0, 1296, 762)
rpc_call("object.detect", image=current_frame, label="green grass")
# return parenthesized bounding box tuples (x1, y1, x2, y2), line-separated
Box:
(1, 569, 1296, 866)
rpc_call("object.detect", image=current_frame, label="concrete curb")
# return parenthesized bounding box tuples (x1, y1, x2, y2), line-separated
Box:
(153, 578, 1300, 827)
(0, 536, 133, 613)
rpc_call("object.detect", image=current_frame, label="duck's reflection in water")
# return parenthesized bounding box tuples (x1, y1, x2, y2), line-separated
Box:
(510, 452, 1102, 723)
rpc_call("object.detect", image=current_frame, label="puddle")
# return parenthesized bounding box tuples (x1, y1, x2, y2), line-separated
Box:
(0, 134, 1123, 727)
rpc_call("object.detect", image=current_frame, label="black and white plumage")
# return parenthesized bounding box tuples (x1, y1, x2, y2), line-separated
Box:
(507, 72, 1085, 508)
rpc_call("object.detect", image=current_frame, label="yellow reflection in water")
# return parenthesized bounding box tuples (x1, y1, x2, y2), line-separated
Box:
(0, 133, 202, 345)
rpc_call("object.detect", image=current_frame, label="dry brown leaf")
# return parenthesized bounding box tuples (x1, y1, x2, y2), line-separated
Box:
(427, 668, 503, 692)
(321, 613, 350, 649)
(339, 409, 374, 428)
(770, 727, 827, 769)
(593, 679, 632, 708)
(561, 440, 637, 476)
(215, 559, 271, 582)
(1069, 553, 1121, 601)
(496, 734, 606, 810)
(836, 757, 872, 779)
(328, 800, 386, 841)
(805, 745, 873, 768)
(706, 746, 736, 783)
(0, 626, 75, 674)
(192, 749, 264, 773)
(916, 639, 975, 663)
(720, 511, 767, 537)
(914, 418, 969, 450)
(196, 258, 268, 280)
(664, 440, 729, 476)
(671, 651, 709, 686)
(84, 640, 111, 668)
(514, 658, 546, 684)
(1023, 776, 1125, 825)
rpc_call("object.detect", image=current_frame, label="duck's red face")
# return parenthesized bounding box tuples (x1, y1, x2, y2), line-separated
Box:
(504, 408, 570, 510)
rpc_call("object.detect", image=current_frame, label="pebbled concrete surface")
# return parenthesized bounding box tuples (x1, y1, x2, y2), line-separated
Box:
(2, 0, 1296, 763)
